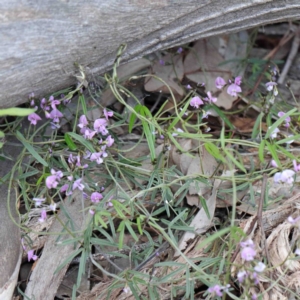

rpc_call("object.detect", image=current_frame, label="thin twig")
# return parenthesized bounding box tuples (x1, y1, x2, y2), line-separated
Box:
(278, 25, 300, 84)
(257, 173, 271, 265)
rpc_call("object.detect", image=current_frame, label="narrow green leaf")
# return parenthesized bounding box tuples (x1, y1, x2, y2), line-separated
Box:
(258, 139, 265, 163)
(200, 196, 210, 219)
(265, 141, 280, 164)
(265, 108, 297, 139)
(224, 149, 246, 173)
(128, 104, 142, 133)
(67, 132, 95, 152)
(196, 227, 232, 250)
(79, 94, 87, 116)
(16, 131, 48, 166)
(124, 220, 139, 241)
(251, 112, 263, 140)
(0, 130, 4, 138)
(64, 133, 77, 150)
(0, 107, 35, 117)
(204, 142, 225, 162)
(117, 220, 125, 249)
(136, 216, 143, 235)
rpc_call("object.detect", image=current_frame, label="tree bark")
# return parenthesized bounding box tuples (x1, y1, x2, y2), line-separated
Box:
(1, 0, 300, 108)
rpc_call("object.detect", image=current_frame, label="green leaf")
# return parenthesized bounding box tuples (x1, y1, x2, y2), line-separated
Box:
(0, 130, 4, 138)
(251, 112, 263, 140)
(204, 142, 225, 162)
(64, 133, 77, 150)
(67, 132, 95, 152)
(196, 227, 232, 250)
(79, 94, 87, 116)
(200, 196, 210, 219)
(117, 220, 125, 249)
(16, 131, 48, 167)
(265, 141, 280, 164)
(258, 139, 265, 163)
(124, 220, 139, 241)
(128, 104, 142, 133)
(136, 216, 143, 235)
(224, 149, 246, 173)
(265, 108, 297, 139)
(0, 107, 36, 117)
(94, 213, 108, 229)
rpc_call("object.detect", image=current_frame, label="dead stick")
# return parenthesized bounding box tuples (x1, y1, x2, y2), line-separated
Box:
(257, 173, 271, 265)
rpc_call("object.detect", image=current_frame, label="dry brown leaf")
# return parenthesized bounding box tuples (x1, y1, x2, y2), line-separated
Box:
(144, 53, 185, 96)
(229, 115, 268, 133)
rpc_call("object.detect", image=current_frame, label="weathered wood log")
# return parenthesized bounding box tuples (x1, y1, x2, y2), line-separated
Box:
(1, 0, 300, 108)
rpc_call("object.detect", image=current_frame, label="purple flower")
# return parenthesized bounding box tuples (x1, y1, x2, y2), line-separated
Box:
(271, 159, 278, 168)
(186, 84, 192, 89)
(89, 209, 95, 215)
(51, 169, 63, 180)
(60, 184, 70, 193)
(49, 108, 63, 123)
(241, 246, 256, 261)
(32, 197, 45, 207)
(103, 109, 113, 120)
(237, 270, 247, 283)
(227, 83, 242, 97)
(205, 91, 217, 103)
(295, 248, 300, 256)
(78, 115, 88, 129)
(293, 160, 300, 172)
(29, 92, 35, 99)
(91, 192, 103, 203)
(208, 285, 223, 297)
(68, 154, 75, 165)
(190, 96, 203, 108)
(40, 98, 50, 111)
(215, 77, 226, 89)
(278, 111, 291, 123)
(46, 175, 59, 189)
(38, 209, 47, 223)
(49, 203, 57, 211)
(234, 76, 242, 86)
(266, 81, 277, 91)
(106, 135, 114, 147)
(177, 47, 183, 53)
(72, 178, 84, 191)
(159, 59, 165, 66)
(83, 128, 97, 140)
(254, 262, 266, 273)
(28, 113, 42, 125)
(274, 169, 295, 184)
(269, 126, 280, 139)
(90, 152, 103, 164)
(94, 118, 108, 135)
(30, 99, 35, 107)
(27, 249, 38, 262)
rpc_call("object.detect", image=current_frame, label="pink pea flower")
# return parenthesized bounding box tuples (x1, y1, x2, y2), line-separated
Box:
(78, 115, 88, 129)
(237, 270, 248, 283)
(205, 91, 217, 103)
(103, 109, 113, 120)
(49, 203, 57, 211)
(106, 135, 114, 147)
(215, 77, 226, 89)
(27, 249, 38, 262)
(241, 246, 256, 261)
(287, 216, 300, 224)
(190, 96, 203, 108)
(271, 159, 278, 168)
(83, 128, 97, 140)
(89, 209, 95, 215)
(159, 59, 165, 66)
(90, 152, 104, 164)
(28, 113, 42, 125)
(186, 84, 192, 89)
(177, 47, 183, 53)
(227, 83, 242, 97)
(293, 160, 300, 172)
(91, 192, 103, 203)
(72, 178, 84, 191)
(254, 262, 266, 273)
(94, 118, 108, 135)
(32, 197, 45, 207)
(234, 76, 242, 86)
(46, 175, 59, 189)
(269, 126, 280, 139)
(266, 81, 277, 91)
(278, 111, 291, 123)
(280, 169, 295, 184)
(208, 285, 223, 297)
(38, 209, 47, 223)
(49, 108, 63, 123)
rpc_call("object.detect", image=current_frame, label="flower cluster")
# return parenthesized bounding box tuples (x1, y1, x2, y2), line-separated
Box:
(278, 111, 291, 127)
(27, 94, 69, 128)
(215, 76, 242, 97)
(274, 169, 295, 184)
(189, 92, 217, 109)
(207, 284, 230, 297)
